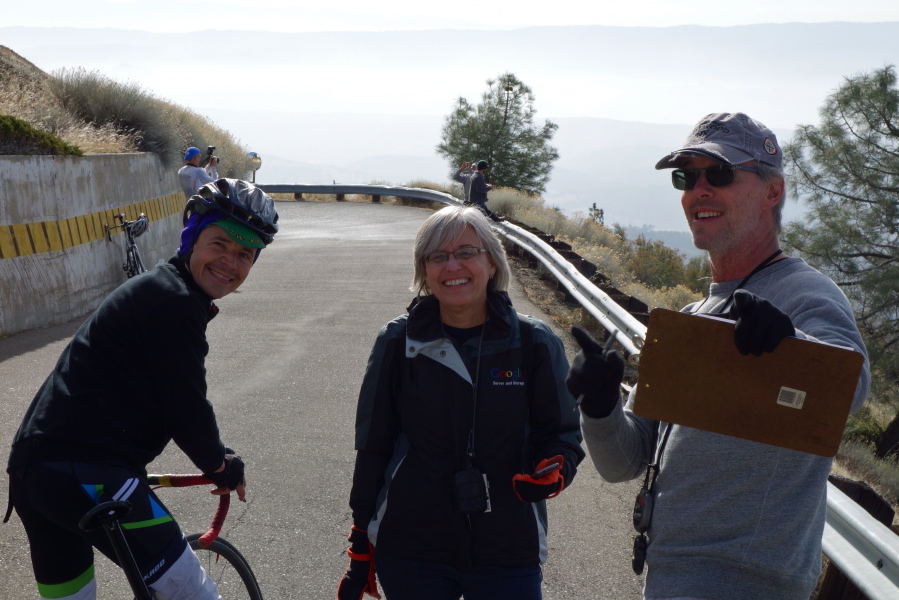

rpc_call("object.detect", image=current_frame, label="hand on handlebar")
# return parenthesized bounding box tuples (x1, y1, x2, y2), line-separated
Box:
(204, 454, 247, 502)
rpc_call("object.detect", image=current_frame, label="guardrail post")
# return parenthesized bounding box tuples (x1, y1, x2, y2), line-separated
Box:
(293, 192, 304, 201)
(372, 195, 381, 203)
(336, 194, 346, 202)
(819, 476, 896, 600)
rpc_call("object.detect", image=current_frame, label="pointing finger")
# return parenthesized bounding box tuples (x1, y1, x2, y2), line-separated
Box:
(571, 326, 604, 354)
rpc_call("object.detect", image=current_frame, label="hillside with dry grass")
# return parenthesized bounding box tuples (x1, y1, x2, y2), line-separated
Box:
(0, 45, 138, 154)
(0, 45, 253, 172)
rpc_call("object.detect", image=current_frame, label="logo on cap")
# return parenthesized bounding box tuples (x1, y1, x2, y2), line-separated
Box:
(764, 138, 778, 156)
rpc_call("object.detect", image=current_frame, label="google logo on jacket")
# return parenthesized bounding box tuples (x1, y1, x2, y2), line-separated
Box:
(491, 367, 524, 381)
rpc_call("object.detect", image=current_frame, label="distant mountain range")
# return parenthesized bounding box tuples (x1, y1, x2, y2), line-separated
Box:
(2, 22, 897, 236)
(229, 110, 800, 238)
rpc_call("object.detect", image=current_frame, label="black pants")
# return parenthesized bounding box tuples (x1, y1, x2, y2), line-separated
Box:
(9, 461, 187, 594)
(465, 200, 500, 221)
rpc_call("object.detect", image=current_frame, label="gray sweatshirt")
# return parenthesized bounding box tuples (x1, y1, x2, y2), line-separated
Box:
(582, 257, 870, 600)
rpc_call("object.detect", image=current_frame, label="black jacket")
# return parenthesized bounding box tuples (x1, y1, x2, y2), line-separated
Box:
(8, 255, 226, 476)
(349, 291, 584, 568)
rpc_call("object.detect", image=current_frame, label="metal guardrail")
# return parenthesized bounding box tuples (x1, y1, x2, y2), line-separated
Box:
(257, 183, 647, 353)
(258, 183, 459, 204)
(493, 221, 646, 356)
(824, 483, 899, 598)
(258, 183, 899, 598)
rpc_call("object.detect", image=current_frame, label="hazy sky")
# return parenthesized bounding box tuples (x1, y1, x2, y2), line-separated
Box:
(4, 2, 899, 229)
(6, 0, 899, 32)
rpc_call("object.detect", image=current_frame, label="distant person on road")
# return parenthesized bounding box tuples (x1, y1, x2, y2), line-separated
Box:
(469, 159, 503, 222)
(453, 160, 475, 204)
(566, 112, 870, 600)
(178, 146, 219, 199)
(6, 179, 278, 600)
(337, 205, 584, 600)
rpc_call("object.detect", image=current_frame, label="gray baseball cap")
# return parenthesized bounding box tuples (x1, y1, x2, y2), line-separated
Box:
(655, 112, 782, 170)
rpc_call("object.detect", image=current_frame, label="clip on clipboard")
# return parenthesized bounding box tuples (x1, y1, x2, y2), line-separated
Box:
(632, 308, 864, 457)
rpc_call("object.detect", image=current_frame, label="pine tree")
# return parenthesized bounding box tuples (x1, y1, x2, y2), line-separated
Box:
(436, 73, 558, 195)
(783, 65, 899, 455)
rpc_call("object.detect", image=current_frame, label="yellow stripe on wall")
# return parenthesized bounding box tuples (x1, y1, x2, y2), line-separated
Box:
(0, 193, 184, 260)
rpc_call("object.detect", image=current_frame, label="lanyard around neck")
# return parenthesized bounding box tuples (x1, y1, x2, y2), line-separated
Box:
(695, 249, 784, 315)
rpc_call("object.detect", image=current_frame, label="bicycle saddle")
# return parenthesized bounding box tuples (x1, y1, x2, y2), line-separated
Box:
(78, 500, 133, 532)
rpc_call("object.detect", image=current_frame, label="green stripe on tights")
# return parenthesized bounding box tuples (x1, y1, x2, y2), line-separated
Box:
(37, 564, 94, 599)
(121, 514, 174, 529)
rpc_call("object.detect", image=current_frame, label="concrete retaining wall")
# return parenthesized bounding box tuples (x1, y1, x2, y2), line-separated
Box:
(0, 153, 184, 338)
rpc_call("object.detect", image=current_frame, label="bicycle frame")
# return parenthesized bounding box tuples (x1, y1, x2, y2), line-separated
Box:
(105, 213, 148, 278)
(79, 474, 262, 599)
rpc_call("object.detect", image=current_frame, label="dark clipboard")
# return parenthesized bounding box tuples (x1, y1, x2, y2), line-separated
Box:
(632, 308, 864, 457)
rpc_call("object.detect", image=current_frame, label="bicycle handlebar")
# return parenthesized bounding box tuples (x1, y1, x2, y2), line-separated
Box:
(147, 474, 230, 548)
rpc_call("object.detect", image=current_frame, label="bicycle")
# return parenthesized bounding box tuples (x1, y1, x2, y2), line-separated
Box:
(105, 213, 149, 278)
(78, 474, 263, 600)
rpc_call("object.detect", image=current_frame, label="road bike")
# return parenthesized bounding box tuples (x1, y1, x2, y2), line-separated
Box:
(105, 213, 149, 278)
(79, 474, 263, 600)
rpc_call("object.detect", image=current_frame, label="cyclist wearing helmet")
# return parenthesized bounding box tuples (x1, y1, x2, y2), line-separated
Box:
(6, 179, 278, 600)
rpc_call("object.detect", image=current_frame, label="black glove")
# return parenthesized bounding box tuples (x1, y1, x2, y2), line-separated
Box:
(567, 326, 625, 418)
(728, 290, 795, 356)
(337, 526, 381, 600)
(203, 454, 245, 491)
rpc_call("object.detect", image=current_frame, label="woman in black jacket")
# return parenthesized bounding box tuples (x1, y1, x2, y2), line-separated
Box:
(338, 205, 584, 600)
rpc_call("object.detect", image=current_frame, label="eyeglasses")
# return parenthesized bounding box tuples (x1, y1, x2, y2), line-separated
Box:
(426, 246, 487, 265)
(671, 164, 759, 191)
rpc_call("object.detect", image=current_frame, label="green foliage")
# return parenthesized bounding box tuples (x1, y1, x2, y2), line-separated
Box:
(626, 235, 687, 290)
(588, 202, 604, 225)
(683, 255, 712, 294)
(783, 65, 899, 459)
(483, 186, 704, 311)
(783, 65, 899, 362)
(436, 73, 558, 195)
(0, 113, 83, 155)
(843, 406, 884, 446)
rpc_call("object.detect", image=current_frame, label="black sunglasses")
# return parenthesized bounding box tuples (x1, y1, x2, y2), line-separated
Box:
(671, 164, 759, 191)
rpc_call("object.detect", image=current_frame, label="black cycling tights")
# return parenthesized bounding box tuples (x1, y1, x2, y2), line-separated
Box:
(9, 461, 187, 596)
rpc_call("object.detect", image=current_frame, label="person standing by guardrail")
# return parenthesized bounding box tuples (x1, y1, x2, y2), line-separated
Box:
(5, 179, 278, 600)
(468, 160, 503, 222)
(338, 205, 583, 600)
(453, 161, 475, 204)
(178, 146, 219, 199)
(566, 112, 870, 600)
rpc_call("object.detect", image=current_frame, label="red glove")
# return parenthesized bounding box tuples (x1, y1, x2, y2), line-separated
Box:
(337, 526, 381, 600)
(512, 455, 565, 503)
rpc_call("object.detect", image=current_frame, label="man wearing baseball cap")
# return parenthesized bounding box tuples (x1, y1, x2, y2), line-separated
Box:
(177, 146, 219, 199)
(567, 113, 869, 599)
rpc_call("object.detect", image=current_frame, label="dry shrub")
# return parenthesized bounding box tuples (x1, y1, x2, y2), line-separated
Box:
(1, 48, 253, 175)
(835, 441, 899, 508)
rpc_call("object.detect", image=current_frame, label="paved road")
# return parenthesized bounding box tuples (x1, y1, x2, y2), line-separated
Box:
(0, 201, 644, 599)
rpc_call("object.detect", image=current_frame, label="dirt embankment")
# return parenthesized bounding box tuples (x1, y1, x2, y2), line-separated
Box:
(0, 45, 50, 96)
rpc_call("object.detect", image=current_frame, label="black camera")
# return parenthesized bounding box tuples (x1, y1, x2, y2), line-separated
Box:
(204, 145, 216, 166)
(454, 467, 491, 514)
(633, 487, 654, 533)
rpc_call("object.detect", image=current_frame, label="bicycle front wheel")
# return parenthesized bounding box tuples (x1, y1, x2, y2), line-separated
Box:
(186, 533, 263, 600)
